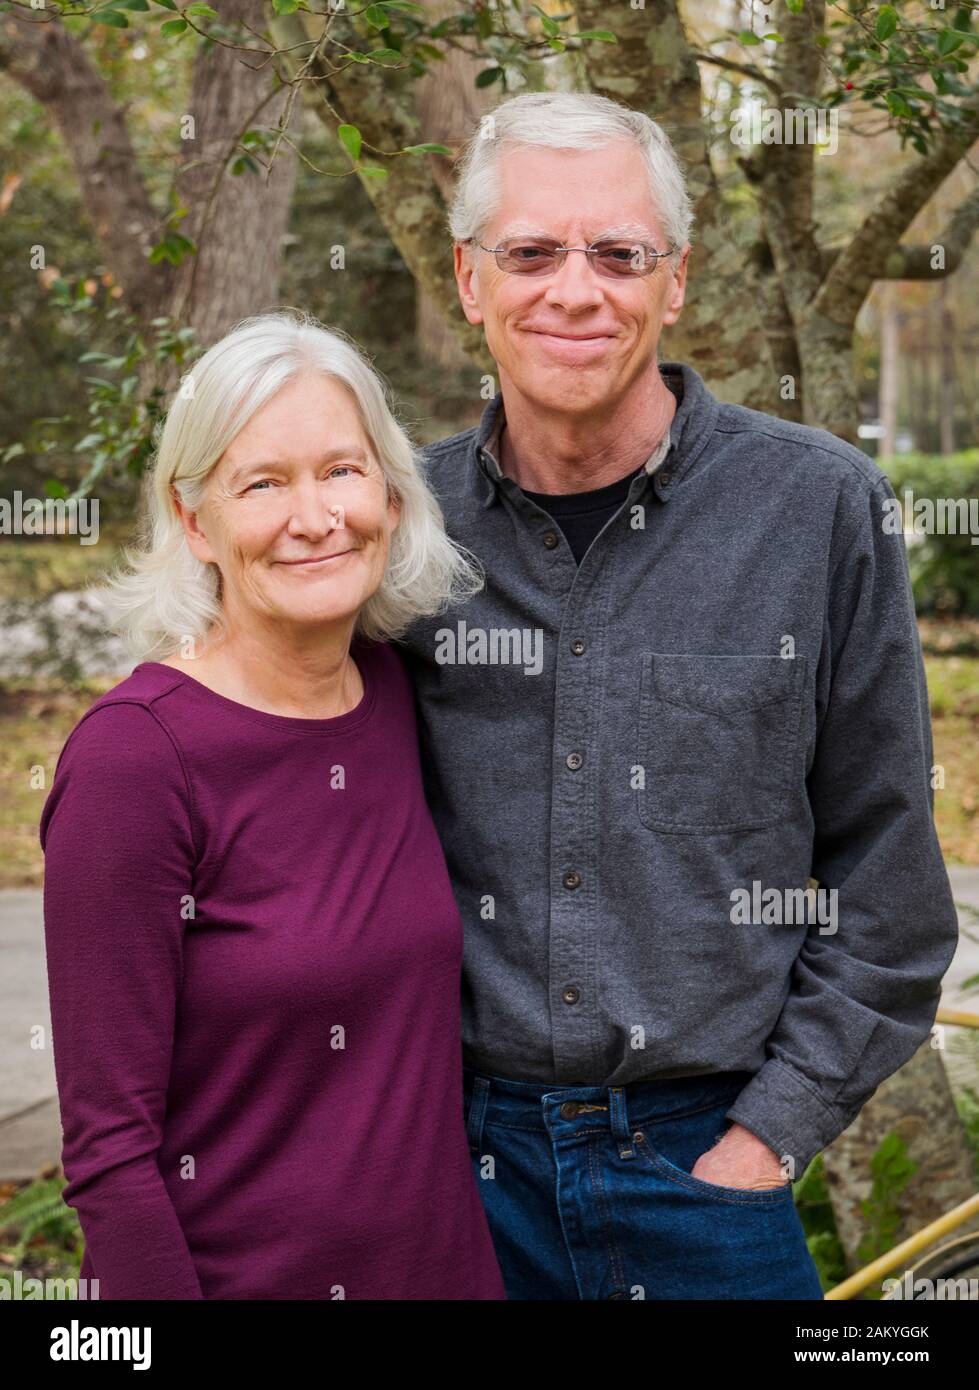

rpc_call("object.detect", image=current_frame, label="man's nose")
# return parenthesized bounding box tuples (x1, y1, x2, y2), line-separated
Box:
(542, 248, 606, 310)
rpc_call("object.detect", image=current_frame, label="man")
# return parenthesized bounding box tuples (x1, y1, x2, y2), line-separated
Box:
(396, 91, 959, 1300)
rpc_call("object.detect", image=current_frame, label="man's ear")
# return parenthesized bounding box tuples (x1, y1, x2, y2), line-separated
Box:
(454, 242, 484, 327)
(171, 483, 217, 565)
(662, 243, 690, 329)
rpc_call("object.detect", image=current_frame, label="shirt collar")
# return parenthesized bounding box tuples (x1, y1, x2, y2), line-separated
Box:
(472, 361, 714, 508)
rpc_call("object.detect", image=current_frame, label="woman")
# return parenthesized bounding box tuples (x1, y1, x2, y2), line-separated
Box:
(39, 310, 505, 1300)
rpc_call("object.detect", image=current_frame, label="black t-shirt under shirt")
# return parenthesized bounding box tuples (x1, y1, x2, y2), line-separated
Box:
(519, 467, 639, 565)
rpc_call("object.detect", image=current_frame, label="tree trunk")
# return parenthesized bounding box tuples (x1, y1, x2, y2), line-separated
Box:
(170, 0, 297, 346)
(879, 283, 899, 460)
(412, 0, 494, 373)
(1, 4, 296, 356)
(823, 1042, 979, 1284)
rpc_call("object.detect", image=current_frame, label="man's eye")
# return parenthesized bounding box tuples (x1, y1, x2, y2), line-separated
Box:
(596, 244, 637, 262)
(511, 244, 553, 260)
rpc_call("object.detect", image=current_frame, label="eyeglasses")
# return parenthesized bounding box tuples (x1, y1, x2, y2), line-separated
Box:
(472, 237, 675, 278)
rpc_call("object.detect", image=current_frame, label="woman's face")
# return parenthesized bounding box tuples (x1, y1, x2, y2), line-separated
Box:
(176, 371, 401, 639)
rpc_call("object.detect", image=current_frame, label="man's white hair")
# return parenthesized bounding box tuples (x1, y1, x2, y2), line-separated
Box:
(447, 91, 694, 257)
(102, 310, 483, 659)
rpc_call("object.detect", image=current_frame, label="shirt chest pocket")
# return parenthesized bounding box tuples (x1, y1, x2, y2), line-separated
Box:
(637, 653, 806, 833)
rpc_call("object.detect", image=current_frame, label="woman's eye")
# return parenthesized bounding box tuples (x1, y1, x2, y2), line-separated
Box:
(246, 480, 274, 492)
(327, 466, 352, 478)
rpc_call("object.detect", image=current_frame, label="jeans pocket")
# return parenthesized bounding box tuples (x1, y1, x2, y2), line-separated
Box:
(632, 1104, 795, 1207)
(636, 653, 806, 833)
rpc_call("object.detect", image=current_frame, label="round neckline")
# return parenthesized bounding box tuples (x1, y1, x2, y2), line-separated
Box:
(135, 638, 377, 734)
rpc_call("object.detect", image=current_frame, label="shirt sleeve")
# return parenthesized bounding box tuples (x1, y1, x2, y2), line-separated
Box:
(724, 472, 960, 1176)
(39, 699, 205, 1299)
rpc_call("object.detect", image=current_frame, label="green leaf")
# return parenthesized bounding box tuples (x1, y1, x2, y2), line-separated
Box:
(785, 0, 804, 12)
(737, 29, 762, 46)
(107, 0, 151, 9)
(338, 123, 362, 162)
(886, 90, 912, 117)
(147, 232, 197, 266)
(475, 65, 502, 87)
(875, 5, 898, 42)
(937, 29, 964, 57)
(185, 1, 218, 14)
(359, 164, 389, 180)
(272, 0, 300, 11)
(413, 42, 445, 62)
(92, 8, 130, 25)
(365, 3, 387, 27)
(378, 0, 424, 11)
(574, 30, 616, 42)
(365, 47, 403, 63)
(532, 4, 558, 37)
(403, 142, 452, 155)
(547, 37, 564, 50)
(151, 0, 178, 9)
(160, 17, 187, 35)
(762, 32, 784, 43)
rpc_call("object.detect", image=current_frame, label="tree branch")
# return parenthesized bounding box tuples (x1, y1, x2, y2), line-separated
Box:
(865, 183, 979, 280)
(814, 100, 979, 324)
(0, 12, 167, 319)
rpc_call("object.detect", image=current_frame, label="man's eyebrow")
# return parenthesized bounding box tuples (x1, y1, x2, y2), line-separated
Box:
(228, 445, 370, 486)
(492, 221, 663, 243)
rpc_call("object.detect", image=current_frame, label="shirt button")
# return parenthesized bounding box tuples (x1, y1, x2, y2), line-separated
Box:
(570, 638, 586, 656)
(566, 752, 583, 771)
(562, 985, 581, 1005)
(543, 530, 559, 549)
(563, 870, 582, 890)
(659, 470, 673, 486)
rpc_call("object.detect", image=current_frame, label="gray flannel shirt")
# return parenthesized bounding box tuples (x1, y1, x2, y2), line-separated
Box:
(396, 360, 959, 1173)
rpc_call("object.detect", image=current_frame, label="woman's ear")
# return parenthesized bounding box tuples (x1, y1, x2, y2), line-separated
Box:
(171, 483, 217, 565)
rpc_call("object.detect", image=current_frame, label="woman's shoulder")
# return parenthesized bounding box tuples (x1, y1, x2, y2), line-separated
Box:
(40, 672, 197, 855)
(48, 666, 190, 794)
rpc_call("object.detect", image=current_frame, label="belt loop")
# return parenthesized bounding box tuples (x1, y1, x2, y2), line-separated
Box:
(466, 1074, 491, 1155)
(608, 1086, 636, 1159)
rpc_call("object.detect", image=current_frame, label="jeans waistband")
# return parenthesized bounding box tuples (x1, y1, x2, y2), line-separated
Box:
(463, 1065, 753, 1151)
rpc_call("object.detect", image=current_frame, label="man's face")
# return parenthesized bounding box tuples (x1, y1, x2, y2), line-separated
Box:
(454, 140, 689, 414)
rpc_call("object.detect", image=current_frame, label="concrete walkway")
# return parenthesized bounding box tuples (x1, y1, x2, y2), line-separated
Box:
(3, 872, 979, 1182)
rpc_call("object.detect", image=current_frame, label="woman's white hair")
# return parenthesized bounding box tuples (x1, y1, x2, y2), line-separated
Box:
(102, 310, 483, 659)
(447, 91, 694, 259)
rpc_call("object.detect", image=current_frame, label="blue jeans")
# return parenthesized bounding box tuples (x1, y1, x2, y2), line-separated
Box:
(463, 1065, 825, 1301)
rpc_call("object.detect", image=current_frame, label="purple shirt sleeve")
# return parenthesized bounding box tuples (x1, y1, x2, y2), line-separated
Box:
(40, 701, 205, 1299)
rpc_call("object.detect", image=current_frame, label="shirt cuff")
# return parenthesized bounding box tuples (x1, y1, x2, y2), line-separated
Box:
(724, 1057, 849, 1177)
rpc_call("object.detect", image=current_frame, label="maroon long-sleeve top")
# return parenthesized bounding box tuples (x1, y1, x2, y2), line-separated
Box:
(39, 636, 505, 1300)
